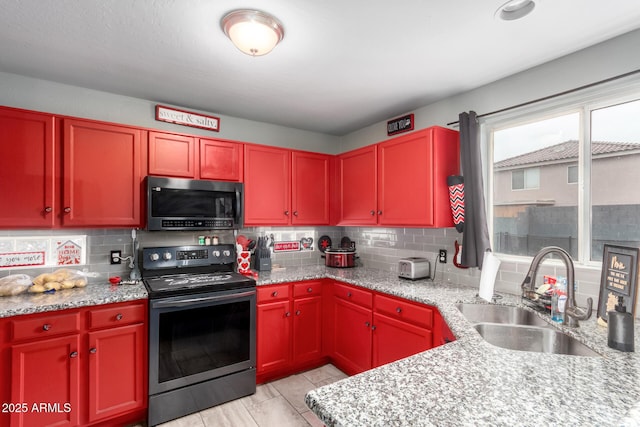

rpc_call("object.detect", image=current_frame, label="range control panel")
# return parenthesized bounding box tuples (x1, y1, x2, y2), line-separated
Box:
(142, 244, 235, 270)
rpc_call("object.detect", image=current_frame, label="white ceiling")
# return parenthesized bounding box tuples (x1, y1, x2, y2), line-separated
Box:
(1, 1, 640, 136)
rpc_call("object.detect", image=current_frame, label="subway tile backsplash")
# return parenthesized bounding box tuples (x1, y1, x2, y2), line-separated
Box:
(0, 225, 612, 312)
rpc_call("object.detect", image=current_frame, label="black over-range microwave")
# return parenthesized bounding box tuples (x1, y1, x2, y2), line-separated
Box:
(146, 176, 244, 231)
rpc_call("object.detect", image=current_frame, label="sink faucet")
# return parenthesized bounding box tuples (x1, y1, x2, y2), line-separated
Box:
(521, 246, 592, 327)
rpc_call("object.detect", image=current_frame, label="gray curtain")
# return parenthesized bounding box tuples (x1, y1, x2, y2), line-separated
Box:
(459, 111, 491, 268)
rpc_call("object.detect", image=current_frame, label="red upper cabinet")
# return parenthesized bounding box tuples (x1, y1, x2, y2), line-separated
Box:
(0, 107, 56, 228)
(200, 138, 243, 181)
(339, 127, 459, 227)
(148, 131, 196, 178)
(291, 151, 331, 225)
(244, 144, 291, 225)
(63, 119, 144, 227)
(338, 145, 378, 225)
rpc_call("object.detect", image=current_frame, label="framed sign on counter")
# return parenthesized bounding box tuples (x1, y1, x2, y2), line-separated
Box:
(597, 244, 639, 322)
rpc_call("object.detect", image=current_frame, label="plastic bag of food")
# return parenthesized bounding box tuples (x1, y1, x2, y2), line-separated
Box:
(0, 274, 32, 296)
(30, 269, 89, 293)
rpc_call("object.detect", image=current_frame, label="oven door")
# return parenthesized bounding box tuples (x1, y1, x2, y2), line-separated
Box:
(148, 287, 256, 395)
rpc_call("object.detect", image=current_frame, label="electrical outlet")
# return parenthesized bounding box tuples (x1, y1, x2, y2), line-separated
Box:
(438, 249, 447, 263)
(110, 250, 122, 264)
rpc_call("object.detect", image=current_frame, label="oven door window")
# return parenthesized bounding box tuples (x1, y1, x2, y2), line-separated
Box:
(157, 299, 251, 383)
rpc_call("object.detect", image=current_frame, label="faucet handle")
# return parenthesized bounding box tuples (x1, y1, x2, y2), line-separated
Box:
(566, 297, 593, 321)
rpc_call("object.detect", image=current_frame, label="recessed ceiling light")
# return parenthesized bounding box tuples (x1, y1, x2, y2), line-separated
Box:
(496, 0, 536, 21)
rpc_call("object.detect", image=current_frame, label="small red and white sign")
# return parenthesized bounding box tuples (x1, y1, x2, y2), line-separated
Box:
(273, 241, 301, 252)
(156, 105, 220, 132)
(0, 251, 46, 268)
(56, 240, 82, 265)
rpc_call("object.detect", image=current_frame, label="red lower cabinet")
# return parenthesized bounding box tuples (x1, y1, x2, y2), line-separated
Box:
(372, 313, 432, 367)
(256, 281, 325, 383)
(4, 301, 147, 427)
(332, 297, 372, 375)
(10, 335, 81, 427)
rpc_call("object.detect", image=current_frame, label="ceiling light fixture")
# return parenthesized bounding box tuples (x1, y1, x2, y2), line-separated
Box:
(221, 9, 285, 56)
(496, 0, 536, 21)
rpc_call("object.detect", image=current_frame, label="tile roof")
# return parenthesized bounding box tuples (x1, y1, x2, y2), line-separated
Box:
(494, 140, 640, 169)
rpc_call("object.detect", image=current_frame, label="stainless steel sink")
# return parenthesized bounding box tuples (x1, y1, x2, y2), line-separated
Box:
(473, 323, 601, 357)
(456, 303, 601, 357)
(455, 303, 550, 327)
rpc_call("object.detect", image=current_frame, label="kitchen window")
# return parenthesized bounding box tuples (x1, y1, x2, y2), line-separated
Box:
(486, 84, 640, 264)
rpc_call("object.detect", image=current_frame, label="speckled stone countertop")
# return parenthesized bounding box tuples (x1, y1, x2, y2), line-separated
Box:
(254, 265, 640, 427)
(0, 282, 147, 318)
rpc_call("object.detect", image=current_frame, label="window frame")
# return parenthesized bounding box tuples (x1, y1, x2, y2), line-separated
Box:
(567, 164, 578, 184)
(482, 76, 640, 266)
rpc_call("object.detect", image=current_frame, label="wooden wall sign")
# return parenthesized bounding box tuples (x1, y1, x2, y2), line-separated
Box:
(156, 105, 220, 132)
(387, 114, 414, 136)
(597, 244, 639, 321)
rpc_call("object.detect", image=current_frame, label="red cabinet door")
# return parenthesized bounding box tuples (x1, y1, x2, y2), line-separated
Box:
(0, 108, 56, 228)
(291, 151, 331, 225)
(256, 300, 292, 374)
(372, 312, 432, 368)
(292, 296, 323, 365)
(87, 323, 146, 423)
(338, 145, 377, 225)
(62, 119, 143, 227)
(244, 145, 291, 225)
(200, 138, 243, 181)
(332, 297, 372, 375)
(10, 335, 80, 427)
(148, 131, 196, 178)
(378, 131, 434, 226)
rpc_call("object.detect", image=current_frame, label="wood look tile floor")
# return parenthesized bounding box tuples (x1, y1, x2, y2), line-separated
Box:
(156, 365, 347, 427)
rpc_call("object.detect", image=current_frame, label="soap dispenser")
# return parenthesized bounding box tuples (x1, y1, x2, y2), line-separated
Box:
(608, 296, 634, 352)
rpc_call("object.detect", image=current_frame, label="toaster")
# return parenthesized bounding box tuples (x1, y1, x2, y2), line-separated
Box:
(398, 257, 431, 280)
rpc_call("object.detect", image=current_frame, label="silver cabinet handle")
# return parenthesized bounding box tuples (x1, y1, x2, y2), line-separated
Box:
(365, 321, 370, 327)
(284, 210, 289, 216)
(272, 291, 278, 297)
(396, 307, 402, 313)
(378, 210, 382, 215)
(90, 348, 97, 354)
(70, 351, 78, 358)
(347, 292, 352, 297)
(370, 210, 375, 216)
(295, 310, 301, 316)
(371, 325, 377, 331)
(115, 313, 123, 321)
(64, 207, 71, 213)
(285, 312, 291, 317)
(44, 207, 52, 213)
(42, 324, 51, 331)
(307, 287, 313, 293)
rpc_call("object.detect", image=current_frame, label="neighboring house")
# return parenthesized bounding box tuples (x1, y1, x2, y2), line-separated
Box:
(493, 140, 640, 257)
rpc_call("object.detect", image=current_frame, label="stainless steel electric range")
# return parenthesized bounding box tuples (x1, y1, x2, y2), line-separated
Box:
(141, 244, 256, 426)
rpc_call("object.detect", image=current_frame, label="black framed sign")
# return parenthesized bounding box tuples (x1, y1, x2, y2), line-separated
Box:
(597, 244, 639, 322)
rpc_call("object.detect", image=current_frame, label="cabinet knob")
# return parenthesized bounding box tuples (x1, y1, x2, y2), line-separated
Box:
(365, 321, 370, 327)
(115, 313, 123, 321)
(89, 348, 97, 354)
(378, 210, 382, 215)
(371, 325, 377, 331)
(44, 206, 52, 213)
(284, 210, 289, 216)
(285, 312, 291, 317)
(42, 324, 51, 331)
(370, 210, 375, 216)
(295, 310, 301, 316)
(64, 207, 72, 213)
(307, 287, 313, 293)
(293, 211, 298, 216)
(347, 292, 352, 297)
(70, 351, 78, 358)
(396, 307, 402, 313)
(271, 291, 278, 297)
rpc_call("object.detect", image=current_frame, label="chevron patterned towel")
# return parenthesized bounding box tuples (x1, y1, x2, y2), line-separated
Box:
(447, 176, 465, 233)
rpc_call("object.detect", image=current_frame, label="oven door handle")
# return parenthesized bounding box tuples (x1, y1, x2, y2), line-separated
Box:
(153, 290, 256, 308)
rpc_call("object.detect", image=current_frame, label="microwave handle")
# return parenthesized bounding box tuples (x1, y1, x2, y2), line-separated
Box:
(236, 188, 243, 223)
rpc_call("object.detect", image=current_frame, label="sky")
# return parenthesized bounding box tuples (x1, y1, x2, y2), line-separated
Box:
(493, 98, 640, 162)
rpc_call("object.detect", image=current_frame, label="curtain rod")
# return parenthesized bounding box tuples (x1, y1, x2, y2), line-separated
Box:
(446, 68, 640, 126)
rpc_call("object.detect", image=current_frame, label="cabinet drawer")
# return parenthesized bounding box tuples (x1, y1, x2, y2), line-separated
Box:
(333, 283, 372, 308)
(374, 294, 433, 329)
(257, 284, 290, 303)
(89, 303, 145, 330)
(293, 281, 322, 298)
(11, 311, 81, 341)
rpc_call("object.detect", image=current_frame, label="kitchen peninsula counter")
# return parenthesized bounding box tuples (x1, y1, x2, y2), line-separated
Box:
(255, 265, 640, 426)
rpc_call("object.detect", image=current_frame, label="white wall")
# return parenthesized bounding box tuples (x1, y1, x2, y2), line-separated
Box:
(341, 28, 640, 152)
(0, 71, 341, 154)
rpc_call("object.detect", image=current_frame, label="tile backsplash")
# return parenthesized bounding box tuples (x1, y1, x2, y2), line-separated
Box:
(0, 226, 616, 314)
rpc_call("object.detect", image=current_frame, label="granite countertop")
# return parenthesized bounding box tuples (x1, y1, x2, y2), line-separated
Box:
(253, 265, 640, 427)
(0, 281, 148, 318)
